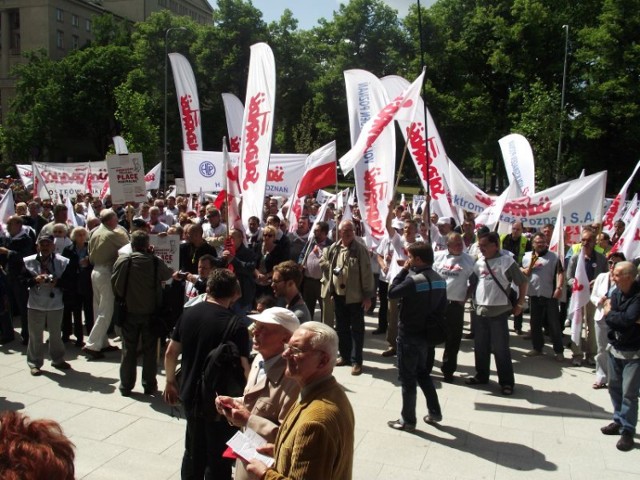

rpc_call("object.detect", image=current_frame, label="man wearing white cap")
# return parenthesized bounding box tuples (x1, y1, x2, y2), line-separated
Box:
(215, 307, 301, 480)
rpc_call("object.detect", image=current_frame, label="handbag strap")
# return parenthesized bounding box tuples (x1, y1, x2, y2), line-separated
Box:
(486, 258, 514, 305)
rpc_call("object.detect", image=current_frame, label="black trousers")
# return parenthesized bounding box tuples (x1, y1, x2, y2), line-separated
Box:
(182, 413, 236, 480)
(441, 301, 465, 377)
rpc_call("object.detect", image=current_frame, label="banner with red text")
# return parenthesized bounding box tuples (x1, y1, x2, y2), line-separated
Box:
(17, 164, 32, 188)
(105, 154, 147, 204)
(32, 162, 90, 199)
(149, 234, 180, 271)
(499, 133, 536, 196)
(448, 161, 606, 228)
(145, 163, 162, 190)
(238, 43, 276, 228)
(222, 93, 244, 153)
(345, 69, 395, 244)
(601, 160, 640, 235)
(169, 53, 202, 151)
(381, 75, 456, 221)
(610, 202, 640, 260)
(340, 69, 424, 176)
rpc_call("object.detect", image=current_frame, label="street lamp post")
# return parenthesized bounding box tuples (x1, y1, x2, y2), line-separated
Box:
(164, 26, 187, 193)
(555, 24, 569, 183)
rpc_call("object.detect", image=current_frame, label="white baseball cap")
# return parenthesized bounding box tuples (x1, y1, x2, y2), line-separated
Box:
(248, 307, 300, 334)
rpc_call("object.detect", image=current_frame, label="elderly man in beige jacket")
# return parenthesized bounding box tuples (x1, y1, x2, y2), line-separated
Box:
(215, 307, 301, 480)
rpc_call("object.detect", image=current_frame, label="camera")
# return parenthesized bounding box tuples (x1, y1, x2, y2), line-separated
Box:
(176, 271, 188, 280)
(332, 266, 344, 276)
(43, 274, 54, 284)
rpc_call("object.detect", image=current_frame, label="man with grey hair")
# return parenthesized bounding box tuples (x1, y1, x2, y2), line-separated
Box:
(601, 260, 640, 451)
(83, 209, 129, 359)
(246, 321, 354, 480)
(112, 231, 174, 396)
(320, 219, 374, 375)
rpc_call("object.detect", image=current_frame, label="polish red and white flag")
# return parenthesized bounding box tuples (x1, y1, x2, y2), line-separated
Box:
(297, 141, 337, 198)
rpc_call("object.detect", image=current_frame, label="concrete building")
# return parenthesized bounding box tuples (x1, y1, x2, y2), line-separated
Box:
(0, 0, 213, 123)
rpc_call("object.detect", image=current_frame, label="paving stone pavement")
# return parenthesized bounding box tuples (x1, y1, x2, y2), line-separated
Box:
(2, 311, 640, 479)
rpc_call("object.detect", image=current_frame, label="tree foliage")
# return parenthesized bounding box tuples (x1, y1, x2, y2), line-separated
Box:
(2, 0, 638, 194)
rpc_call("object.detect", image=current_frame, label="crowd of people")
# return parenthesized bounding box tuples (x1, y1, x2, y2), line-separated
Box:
(0, 188, 639, 480)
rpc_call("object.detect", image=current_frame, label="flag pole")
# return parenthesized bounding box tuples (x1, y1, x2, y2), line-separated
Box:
(222, 137, 230, 236)
(416, 0, 431, 242)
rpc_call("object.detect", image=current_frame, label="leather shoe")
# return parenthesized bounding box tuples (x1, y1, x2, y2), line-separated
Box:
(335, 357, 350, 367)
(463, 333, 474, 340)
(144, 385, 158, 395)
(351, 364, 362, 376)
(387, 419, 415, 432)
(82, 347, 105, 360)
(30, 367, 42, 376)
(101, 345, 120, 353)
(381, 347, 396, 357)
(52, 361, 71, 370)
(617, 431, 635, 451)
(601, 422, 622, 435)
(120, 389, 132, 397)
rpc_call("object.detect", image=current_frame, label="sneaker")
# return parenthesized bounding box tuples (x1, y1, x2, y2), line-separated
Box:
(424, 413, 442, 424)
(351, 364, 363, 376)
(524, 349, 543, 357)
(387, 419, 415, 432)
(52, 361, 71, 370)
(601, 422, 622, 435)
(617, 431, 635, 451)
(30, 367, 42, 376)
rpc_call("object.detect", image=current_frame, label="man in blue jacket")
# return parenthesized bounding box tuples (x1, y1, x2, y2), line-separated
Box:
(387, 241, 447, 431)
(601, 260, 640, 451)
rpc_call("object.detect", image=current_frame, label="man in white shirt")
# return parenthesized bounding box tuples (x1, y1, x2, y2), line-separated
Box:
(433, 232, 475, 382)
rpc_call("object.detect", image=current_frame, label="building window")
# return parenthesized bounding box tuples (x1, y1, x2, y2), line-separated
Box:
(56, 8, 63, 22)
(56, 30, 64, 49)
(85, 19, 91, 32)
(72, 14, 79, 28)
(72, 35, 79, 49)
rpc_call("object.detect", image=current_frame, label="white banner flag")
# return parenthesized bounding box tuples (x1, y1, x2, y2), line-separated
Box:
(340, 69, 424, 176)
(621, 194, 639, 226)
(182, 151, 225, 194)
(499, 133, 536, 196)
(144, 163, 162, 190)
(448, 161, 606, 228)
(113, 135, 129, 155)
(549, 199, 565, 268)
(169, 53, 202, 151)
(222, 93, 244, 153)
(475, 178, 523, 231)
(105, 153, 147, 204)
(0, 189, 15, 227)
(17, 164, 32, 188)
(610, 202, 640, 260)
(601, 160, 640, 235)
(381, 75, 456, 221)
(238, 43, 276, 228)
(32, 162, 90, 199)
(344, 69, 395, 244)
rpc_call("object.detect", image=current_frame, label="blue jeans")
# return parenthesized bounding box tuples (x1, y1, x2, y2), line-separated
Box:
(608, 353, 640, 434)
(334, 295, 365, 365)
(397, 335, 441, 426)
(474, 311, 515, 387)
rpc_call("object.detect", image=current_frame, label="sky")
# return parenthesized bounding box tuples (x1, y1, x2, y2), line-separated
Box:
(208, 0, 437, 30)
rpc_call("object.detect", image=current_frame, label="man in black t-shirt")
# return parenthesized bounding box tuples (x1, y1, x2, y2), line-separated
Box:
(163, 269, 250, 480)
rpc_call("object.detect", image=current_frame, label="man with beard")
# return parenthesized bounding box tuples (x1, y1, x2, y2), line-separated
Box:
(272, 260, 312, 324)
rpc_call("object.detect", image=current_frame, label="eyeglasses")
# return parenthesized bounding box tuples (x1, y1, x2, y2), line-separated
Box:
(283, 343, 315, 358)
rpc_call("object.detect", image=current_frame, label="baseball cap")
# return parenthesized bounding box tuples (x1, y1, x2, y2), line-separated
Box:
(37, 234, 54, 243)
(436, 216, 452, 226)
(248, 307, 300, 334)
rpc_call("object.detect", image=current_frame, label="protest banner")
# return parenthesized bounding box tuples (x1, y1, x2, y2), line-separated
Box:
(499, 133, 536, 196)
(169, 53, 202, 151)
(105, 153, 146, 204)
(238, 43, 276, 228)
(32, 162, 90, 199)
(149, 234, 180, 271)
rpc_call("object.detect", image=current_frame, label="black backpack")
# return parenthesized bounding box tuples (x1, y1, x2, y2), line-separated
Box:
(194, 314, 247, 420)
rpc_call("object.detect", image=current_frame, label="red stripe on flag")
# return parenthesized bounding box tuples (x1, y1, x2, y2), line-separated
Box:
(297, 163, 336, 198)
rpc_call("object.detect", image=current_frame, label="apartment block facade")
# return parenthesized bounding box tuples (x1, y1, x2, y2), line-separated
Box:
(0, 0, 212, 122)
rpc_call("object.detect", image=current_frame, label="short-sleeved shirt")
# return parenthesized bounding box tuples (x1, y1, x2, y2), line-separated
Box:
(172, 301, 250, 411)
